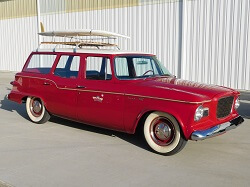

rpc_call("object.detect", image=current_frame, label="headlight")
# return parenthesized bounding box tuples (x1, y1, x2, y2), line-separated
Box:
(234, 97, 240, 110)
(194, 105, 204, 121)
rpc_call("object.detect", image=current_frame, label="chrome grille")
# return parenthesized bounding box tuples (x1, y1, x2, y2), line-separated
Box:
(217, 96, 234, 118)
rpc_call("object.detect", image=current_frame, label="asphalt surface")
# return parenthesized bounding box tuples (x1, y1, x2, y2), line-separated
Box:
(0, 71, 250, 187)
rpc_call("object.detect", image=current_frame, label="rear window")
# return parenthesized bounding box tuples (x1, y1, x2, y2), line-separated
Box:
(24, 54, 57, 74)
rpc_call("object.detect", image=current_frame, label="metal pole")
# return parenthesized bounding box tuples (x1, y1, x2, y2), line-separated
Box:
(179, 0, 187, 79)
(36, 0, 43, 67)
(36, 0, 41, 45)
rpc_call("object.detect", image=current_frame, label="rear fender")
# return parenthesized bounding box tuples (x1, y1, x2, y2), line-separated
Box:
(21, 94, 48, 111)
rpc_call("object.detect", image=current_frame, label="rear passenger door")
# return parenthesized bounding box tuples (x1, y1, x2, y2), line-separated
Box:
(45, 54, 82, 120)
(77, 55, 124, 131)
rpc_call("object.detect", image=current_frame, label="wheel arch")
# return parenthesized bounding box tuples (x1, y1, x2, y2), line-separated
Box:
(22, 95, 49, 110)
(132, 109, 188, 140)
(21, 96, 28, 103)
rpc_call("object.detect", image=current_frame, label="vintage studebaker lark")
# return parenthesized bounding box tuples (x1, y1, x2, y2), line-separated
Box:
(8, 30, 244, 155)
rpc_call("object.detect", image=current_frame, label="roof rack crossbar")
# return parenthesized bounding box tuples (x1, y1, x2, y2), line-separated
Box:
(40, 41, 118, 48)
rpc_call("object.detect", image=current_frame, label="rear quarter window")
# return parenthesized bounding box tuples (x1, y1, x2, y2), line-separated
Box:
(24, 54, 57, 74)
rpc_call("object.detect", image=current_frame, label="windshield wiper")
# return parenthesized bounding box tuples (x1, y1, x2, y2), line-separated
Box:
(162, 74, 172, 76)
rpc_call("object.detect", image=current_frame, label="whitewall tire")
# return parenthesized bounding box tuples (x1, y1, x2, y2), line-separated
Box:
(26, 97, 50, 124)
(144, 112, 187, 155)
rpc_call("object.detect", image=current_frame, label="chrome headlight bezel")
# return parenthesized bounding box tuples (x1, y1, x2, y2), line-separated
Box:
(194, 105, 204, 121)
(234, 97, 240, 110)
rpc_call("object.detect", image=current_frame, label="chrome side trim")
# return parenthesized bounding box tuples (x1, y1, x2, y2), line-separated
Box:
(18, 75, 211, 104)
(125, 93, 211, 104)
(191, 116, 244, 141)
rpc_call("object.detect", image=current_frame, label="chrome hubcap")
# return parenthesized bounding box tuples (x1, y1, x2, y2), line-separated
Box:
(30, 98, 43, 117)
(32, 100, 42, 113)
(155, 123, 172, 140)
(150, 117, 175, 146)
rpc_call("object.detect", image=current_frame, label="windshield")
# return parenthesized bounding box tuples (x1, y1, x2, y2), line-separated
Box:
(114, 56, 172, 80)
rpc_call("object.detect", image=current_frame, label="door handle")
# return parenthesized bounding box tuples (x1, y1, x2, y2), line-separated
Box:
(76, 85, 86, 89)
(43, 82, 51, 85)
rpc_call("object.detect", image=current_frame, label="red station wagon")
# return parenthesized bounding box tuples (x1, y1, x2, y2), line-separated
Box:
(7, 30, 244, 155)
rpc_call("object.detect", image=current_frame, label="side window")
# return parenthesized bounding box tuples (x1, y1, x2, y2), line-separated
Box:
(114, 57, 129, 78)
(25, 54, 57, 74)
(54, 55, 80, 79)
(86, 57, 112, 80)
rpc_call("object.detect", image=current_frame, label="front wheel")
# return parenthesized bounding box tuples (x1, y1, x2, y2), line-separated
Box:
(144, 112, 187, 155)
(26, 97, 50, 124)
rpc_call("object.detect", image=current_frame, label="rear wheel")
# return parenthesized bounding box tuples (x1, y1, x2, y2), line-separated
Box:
(143, 112, 187, 155)
(26, 97, 50, 124)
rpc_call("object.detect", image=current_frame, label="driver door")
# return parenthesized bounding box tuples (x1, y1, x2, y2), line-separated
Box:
(77, 55, 124, 131)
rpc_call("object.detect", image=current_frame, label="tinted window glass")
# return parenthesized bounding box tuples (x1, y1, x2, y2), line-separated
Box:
(86, 57, 111, 80)
(115, 56, 172, 79)
(25, 54, 56, 74)
(54, 55, 80, 79)
(132, 58, 156, 76)
(115, 57, 129, 78)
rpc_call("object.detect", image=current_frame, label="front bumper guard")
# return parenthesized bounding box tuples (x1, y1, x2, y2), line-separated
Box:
(191, 116, 244, 141)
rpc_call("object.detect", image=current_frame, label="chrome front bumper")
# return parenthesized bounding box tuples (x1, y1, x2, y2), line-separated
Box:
(191, 116, 244, 141)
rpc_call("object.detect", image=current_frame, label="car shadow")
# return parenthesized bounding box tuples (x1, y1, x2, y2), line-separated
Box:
(50, 116, 150, 152)
(237, 101, 250, 119)
(0, 96, 150, 153)
(0, 95, 29, 120)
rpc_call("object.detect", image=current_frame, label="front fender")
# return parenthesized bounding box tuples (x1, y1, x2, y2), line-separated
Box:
(128, 101, 198, 140)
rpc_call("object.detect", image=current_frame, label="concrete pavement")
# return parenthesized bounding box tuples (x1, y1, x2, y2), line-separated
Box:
(0, 71, 250, 187)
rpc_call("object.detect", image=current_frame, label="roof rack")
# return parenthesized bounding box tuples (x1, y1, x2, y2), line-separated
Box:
(37, 29, 130, 51)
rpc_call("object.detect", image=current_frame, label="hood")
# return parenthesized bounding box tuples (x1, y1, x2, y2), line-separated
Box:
(128, 77, 236, 103)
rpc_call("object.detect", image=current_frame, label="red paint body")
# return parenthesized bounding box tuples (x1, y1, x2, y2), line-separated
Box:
(8, 51, 240, 140)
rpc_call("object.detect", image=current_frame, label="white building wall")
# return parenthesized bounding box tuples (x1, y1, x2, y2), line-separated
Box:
(0, 0, 249, 90)
(182, 0, 250, 90)
(0, 16, 38, 71)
